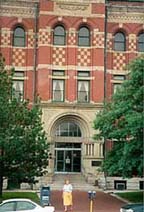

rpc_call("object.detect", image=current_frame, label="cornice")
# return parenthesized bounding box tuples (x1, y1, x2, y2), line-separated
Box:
(108, 13, 144, 24)
(0, 2, 36, 18)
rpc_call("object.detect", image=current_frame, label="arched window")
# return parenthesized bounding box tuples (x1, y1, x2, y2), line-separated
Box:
(138, 32, 144, 52)
(78, 26, 90, 46)
(55, 121, 81, 137)
(53, 25, 65, 45)
(114, 32, 126, 51)
(13, 26, 25, 47)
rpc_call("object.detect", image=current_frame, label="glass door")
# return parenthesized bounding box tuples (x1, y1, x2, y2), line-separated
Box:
(65, 150, 72, 172)
(73, 150, 81, 172)
(56, 150, 64, 172)
(55, 149, 81, 172)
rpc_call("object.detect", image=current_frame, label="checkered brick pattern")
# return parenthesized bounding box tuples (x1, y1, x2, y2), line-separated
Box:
(1, 29, 11, 46)
(52, 47, 66, 66)
(28, 31, 35, 48)
(113, 53, 126, 71)
(93, 33, 104, 48)
(12, 48, 26, 67)
(77, 48, 91, 66)
(128, 34, 136, 52)
(107, 34, 113, 51)
(68, 32, 76, 45)
(38, 29, 51, 45)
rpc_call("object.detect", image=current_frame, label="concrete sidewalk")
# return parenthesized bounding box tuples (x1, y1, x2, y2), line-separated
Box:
(50, 190, 125, 212)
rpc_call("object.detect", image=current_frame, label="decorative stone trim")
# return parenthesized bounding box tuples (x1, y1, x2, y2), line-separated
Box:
(108, 13, 144, 24)
(0, 4, 36, 18)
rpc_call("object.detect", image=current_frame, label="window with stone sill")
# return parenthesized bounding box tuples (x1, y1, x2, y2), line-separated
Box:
(53, 25, 66, 46)
(78, 26, 90, 47)
(52, 79, 64, 102)
(77, 80, 90, 103)
(13, 71, 24, 101)
(114, 32, 126, 51)
(138, 32, 144, 52)
(113, 75, 125, 94)
(13, 26, 25, 47)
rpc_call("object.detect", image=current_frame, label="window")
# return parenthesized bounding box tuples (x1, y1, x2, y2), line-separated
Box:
(113, 84, 122, 94)
(55, 121, 81, 137)
(114, 32, 126, 51)
(78, 71, 90, 77)
(13, 71, 24, 101)
(0, 202, 15, 211)
(16, 201, 35, 210)
(91, 161, 102, 167)
(77, 71, 90, 103)
(53, 25, 65, 45)
(13, 26, 25, 47)
(114, 180, 127, 190)
(138, 32, 144, 52)
(113, 75, 125, 94)
(52, 79, 64, 102)
(53, 70, 65, 76)
(52, 70, 65, 102)
(113, 75, 125, 81)
(78, 26, 90, 46)
(78, 80, 89, 102)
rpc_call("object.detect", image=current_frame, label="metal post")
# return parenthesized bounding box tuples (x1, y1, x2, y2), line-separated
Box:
(90, 199, 93, 212)
(88, 191, 96, 212)
(33, 2, 39, 104)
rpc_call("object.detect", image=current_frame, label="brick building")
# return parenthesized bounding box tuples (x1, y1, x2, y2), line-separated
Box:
(0, 0, 143, 189)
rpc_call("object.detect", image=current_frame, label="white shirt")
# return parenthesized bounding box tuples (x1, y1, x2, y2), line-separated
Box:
(63, 184, 73, 192)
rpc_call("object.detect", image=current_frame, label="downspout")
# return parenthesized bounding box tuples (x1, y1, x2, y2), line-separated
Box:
(33, 2, 39, 104)
(104, 0, 107, 104)
(103, 0, 108, 190)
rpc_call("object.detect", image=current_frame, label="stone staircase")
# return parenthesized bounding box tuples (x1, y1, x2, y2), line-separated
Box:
(50, 173, 97, 191)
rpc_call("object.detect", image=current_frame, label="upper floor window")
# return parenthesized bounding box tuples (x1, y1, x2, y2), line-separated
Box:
(52, 70, 65, 102)
(78, 80, 90, 103)
(113, 75, 125, 94)
(52, 79, 64, 102)
(13, 26, 25, 47)
(77, 71, 90, 103)
(138, 32, 144, 52)
(114, 32, 126, 51)
(78, 26, 90, 47)
(53, 25, 66, 45)
(13, 71, 24, 101)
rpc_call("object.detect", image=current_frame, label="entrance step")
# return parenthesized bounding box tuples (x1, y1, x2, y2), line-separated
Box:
(50, 173, 97, 191)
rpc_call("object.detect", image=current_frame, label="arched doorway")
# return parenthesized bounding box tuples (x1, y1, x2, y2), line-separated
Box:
(52, 118, 84, 173)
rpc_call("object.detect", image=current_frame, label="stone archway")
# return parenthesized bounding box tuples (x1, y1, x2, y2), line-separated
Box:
(50, 114, 89, 173)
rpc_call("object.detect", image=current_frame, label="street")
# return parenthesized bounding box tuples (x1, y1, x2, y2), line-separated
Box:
(51, 190, 125, 212)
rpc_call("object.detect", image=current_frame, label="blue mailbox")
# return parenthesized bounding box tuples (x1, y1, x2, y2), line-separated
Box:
(40, 186, 51, 206)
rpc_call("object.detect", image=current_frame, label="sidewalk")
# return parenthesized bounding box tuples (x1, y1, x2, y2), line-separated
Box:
(50, 190, 125, 212)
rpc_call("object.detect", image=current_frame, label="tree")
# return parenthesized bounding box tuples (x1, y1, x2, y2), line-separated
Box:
(0, 55, 49, 197)
(93, 57, 144, 178)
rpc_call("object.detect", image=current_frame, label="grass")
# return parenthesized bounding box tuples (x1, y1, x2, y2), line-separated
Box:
(1, 192, 40, 204)
(116, 191, 144, 203)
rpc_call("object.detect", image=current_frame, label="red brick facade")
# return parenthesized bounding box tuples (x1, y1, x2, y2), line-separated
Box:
(0, 0, 143, 187)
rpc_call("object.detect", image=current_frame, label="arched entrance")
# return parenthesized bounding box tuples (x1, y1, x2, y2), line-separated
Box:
(51, 115, 89, 173)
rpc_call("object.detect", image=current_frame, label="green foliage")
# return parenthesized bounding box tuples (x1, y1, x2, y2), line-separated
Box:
(93, 57, 144, 178)
(0, 54, 49, 195)
(116, 191, 143, 203)
(1, 192, 40, 204)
